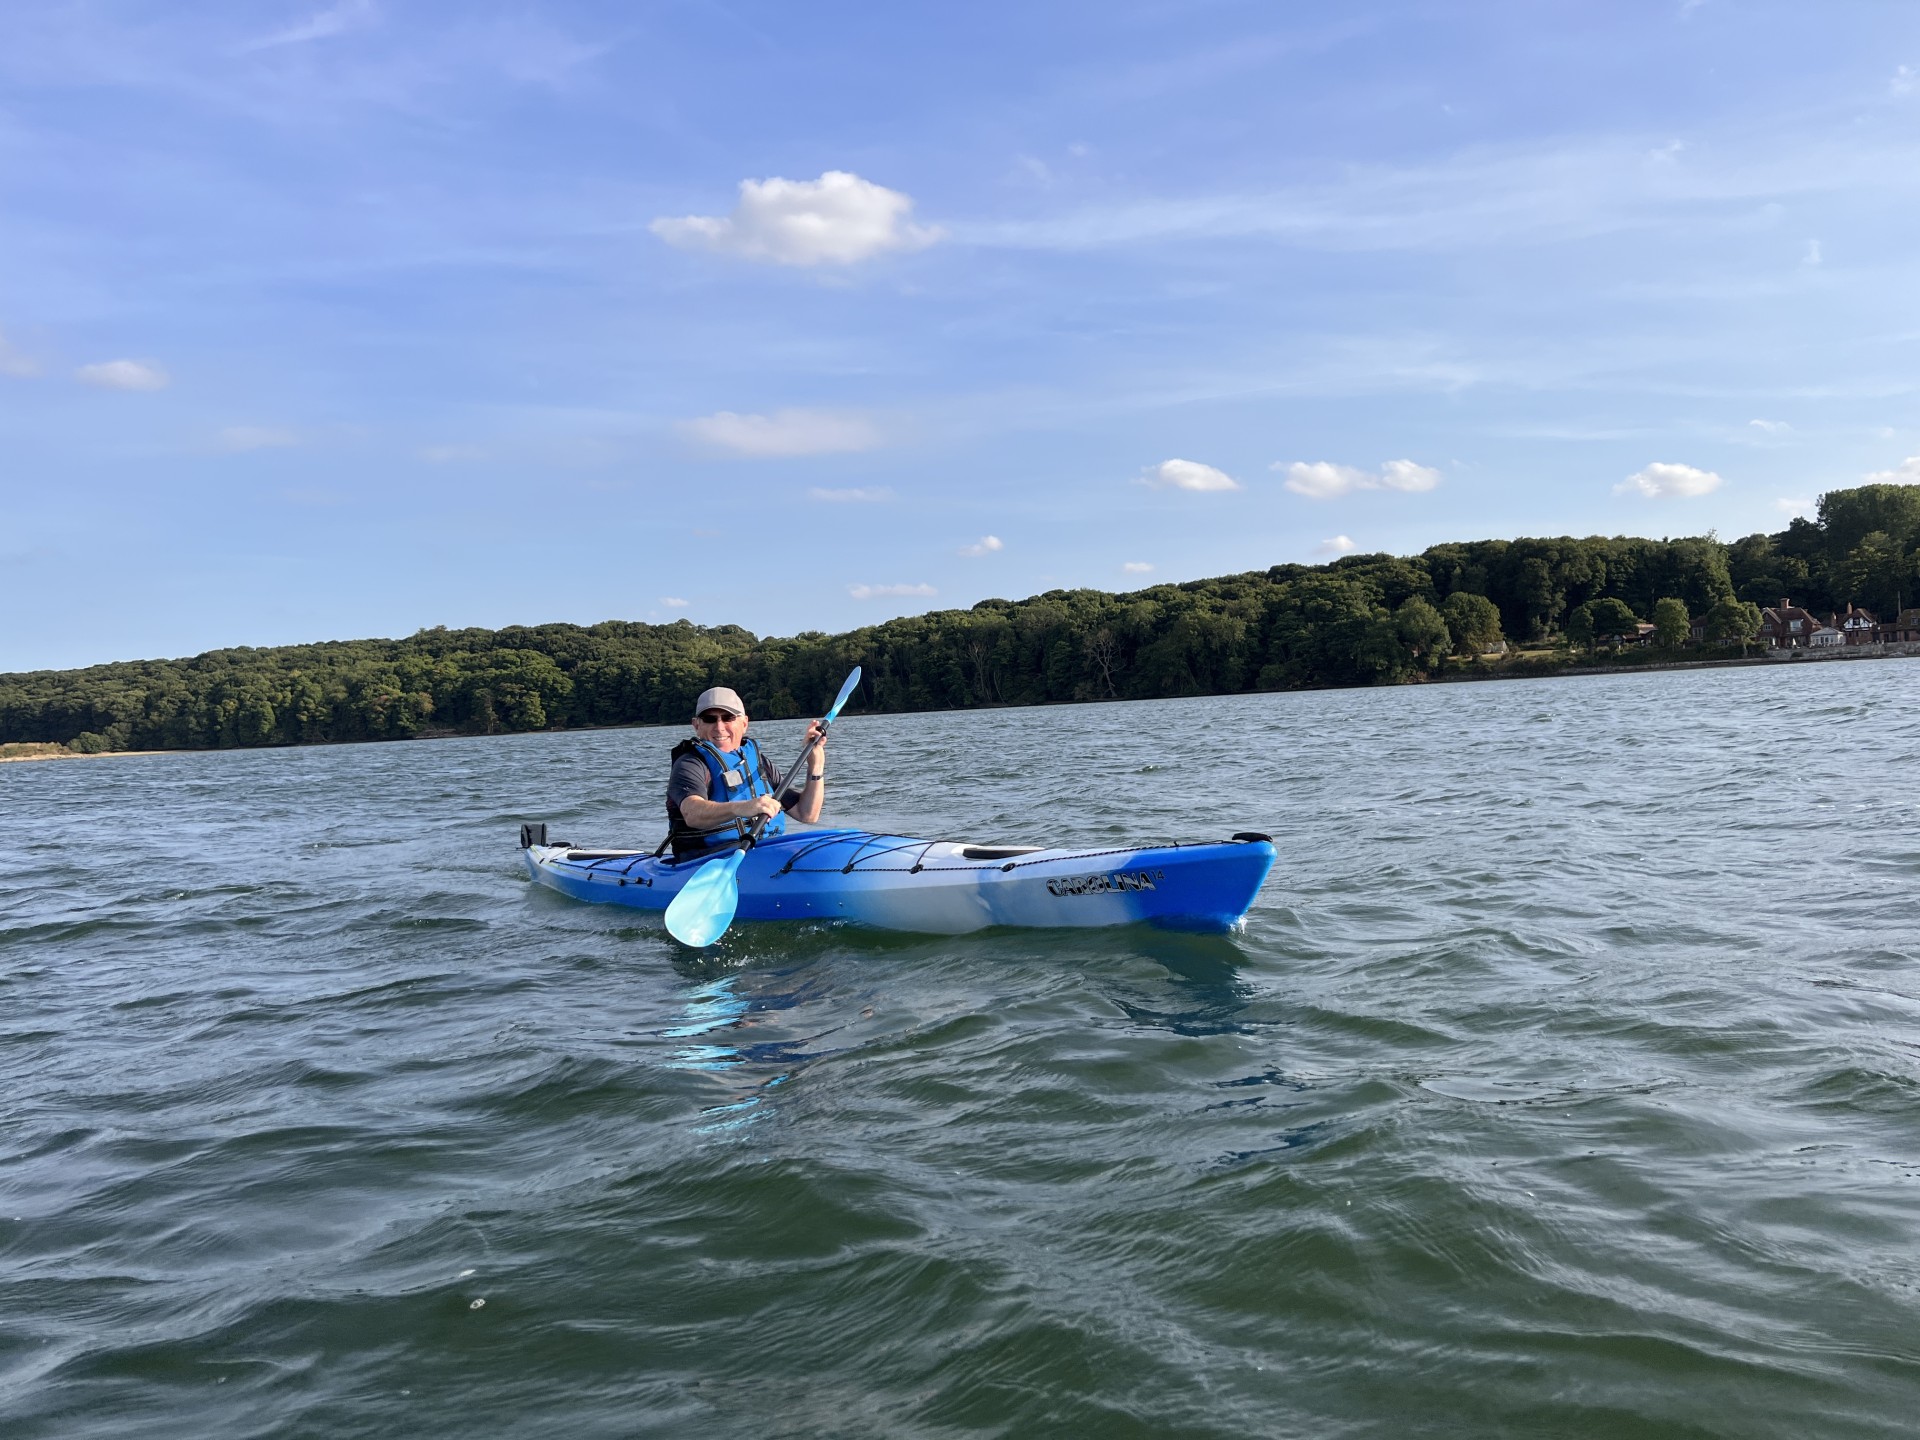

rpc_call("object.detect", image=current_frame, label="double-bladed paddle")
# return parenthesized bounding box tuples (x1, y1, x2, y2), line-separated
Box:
(663, 666, 862, 948)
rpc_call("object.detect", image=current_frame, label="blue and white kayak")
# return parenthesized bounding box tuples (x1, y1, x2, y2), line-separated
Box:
(521, 825, 1275, 936)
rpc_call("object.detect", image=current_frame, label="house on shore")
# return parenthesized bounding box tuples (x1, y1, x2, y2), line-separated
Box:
(1881, 608, 1920, 644)
(1840, 605, 1878, 645)
(1758, 599, 1827, 649)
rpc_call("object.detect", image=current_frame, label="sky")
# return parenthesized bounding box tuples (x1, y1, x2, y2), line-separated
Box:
(3, 0, 1919, 672)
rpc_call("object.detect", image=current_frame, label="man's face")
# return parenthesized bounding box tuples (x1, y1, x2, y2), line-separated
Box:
(694, 709, 748, 748)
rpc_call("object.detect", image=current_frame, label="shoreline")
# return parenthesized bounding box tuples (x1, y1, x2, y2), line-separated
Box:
(5, 643, 1915, 762)
(0, 744, 173, 764)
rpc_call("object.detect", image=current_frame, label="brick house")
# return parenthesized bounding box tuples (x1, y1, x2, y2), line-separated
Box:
(1839, 605, 1878, 645)
(1880, 608, 1920, 643)
(1758, 598, 1825, 649)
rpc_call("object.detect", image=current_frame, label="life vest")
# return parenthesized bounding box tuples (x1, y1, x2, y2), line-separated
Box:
(665, 735, 785, 856)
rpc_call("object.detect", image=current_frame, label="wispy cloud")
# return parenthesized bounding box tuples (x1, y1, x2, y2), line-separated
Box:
(847, 582, 936, 600)
(1278, 459, 1440, 499)
(1138, 458, 1240, 491)
(1803, 238, 1822, 266)
(653, 172, 943, 266)
(1748, 418, 1791, 434)
(1616, 461, 1723, 498)
(240, 0, 377, 53)
(0, 328, 41, 378)
(217, 425, 300, 452)
(1893, 65, 1916, 97)
(960, 126, 1920, 259)
(661, 596, 689, 609)
(1772, 496, 1813, 518)
(76, 359, 168, 391)
(420, 443, 486, 464)
(808, 485, 893, 503)
(1122, 561, 1154, 573)
(681, 409, 882, 458)
(1315, 535, 1357, 556)
(959, 535, 1003, 556)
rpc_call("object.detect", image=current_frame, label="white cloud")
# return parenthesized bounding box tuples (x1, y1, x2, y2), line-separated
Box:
(1772, 497, 1814, 518)
(0, 329, 40, 378)
(651, 171, 943, 266)
(1277, 458, 1441, 498)
(1893, 65, 1916, 97)
(680, 408, 882, 458)
(661, 596, 689, 609)
(847, 582, 936, 601)
(76, 359, 168, 391)
(1865, 455, 1920, 483)
(1803, 239, 1822, 266)
(1140, 458, 1240, 491)
(1122, 561, 1154, 574)
(807, 485, 893, 503)
(241, 0, 376, 51)
(1748, 418, 1791, 434)
(420, 443, 486, 463)
(959, 535, 1003, 557)
(217, 425, 300, 452)
(1315, 535, 1357, 556)
(1615, 461, 1724, 498)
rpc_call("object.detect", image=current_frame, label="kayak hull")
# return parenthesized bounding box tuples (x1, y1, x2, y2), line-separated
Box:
(523, 827, 1274, 936)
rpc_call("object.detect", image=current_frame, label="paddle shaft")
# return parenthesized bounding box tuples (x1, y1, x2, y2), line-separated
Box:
(751, 668, 862, 836)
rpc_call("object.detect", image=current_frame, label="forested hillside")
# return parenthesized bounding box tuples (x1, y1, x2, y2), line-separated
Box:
(6, 483, 1915, 753)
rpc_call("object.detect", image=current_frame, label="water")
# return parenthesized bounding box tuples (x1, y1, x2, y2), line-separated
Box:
(4, 661, 1919, 1437)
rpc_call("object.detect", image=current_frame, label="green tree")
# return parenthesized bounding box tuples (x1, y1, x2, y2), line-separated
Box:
(1704, 597, 1763, 654)
(1651, 597, 1691, 648)
(1564, 602, 1597, 654)
(1440, 592, 1503, 656)
(1587, 597, 1641, 646)
(1838, 531, 1914, 617)
(1394, 595, 1450, 671)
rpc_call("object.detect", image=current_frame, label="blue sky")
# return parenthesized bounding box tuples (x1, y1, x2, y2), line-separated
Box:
(3, 0, 1918, 671)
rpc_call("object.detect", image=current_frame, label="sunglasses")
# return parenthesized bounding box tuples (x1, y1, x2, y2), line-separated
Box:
(697, 711, 742, 724)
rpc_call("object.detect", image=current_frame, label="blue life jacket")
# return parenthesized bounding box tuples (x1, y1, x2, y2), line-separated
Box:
(666, 735, 785, 856)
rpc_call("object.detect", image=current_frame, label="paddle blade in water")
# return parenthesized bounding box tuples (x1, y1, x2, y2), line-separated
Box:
(663, 850, 746, 947)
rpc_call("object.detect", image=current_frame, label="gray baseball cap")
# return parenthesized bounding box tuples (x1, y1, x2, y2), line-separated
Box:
(693, 686, 747, 718)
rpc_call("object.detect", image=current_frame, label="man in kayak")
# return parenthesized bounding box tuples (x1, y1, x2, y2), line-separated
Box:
(665, 686, 828, 857)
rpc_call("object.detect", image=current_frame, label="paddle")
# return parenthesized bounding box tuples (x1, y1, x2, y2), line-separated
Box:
(663, 667, 862, 947)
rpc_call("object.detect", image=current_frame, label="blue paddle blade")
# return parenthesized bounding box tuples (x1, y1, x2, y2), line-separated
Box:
(663, 849, 746, 947)
(824, 666, 861, 725)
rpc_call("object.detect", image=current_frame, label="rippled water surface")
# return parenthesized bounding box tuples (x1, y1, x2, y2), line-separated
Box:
(6, 661, 1920, 1437)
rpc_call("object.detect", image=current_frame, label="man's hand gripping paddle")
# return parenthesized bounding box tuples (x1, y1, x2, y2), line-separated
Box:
(664, 667, 862, 948)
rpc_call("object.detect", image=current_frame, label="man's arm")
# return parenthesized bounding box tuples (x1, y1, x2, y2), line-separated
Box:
(784, 724, 827, 823)
(677, 791, 782, 829)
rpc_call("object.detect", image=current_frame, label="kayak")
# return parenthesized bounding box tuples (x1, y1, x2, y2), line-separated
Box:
(519, 823, 1275, 936)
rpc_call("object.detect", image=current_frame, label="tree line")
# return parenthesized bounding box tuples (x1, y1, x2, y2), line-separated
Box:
(5, 482, 1915, 754)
